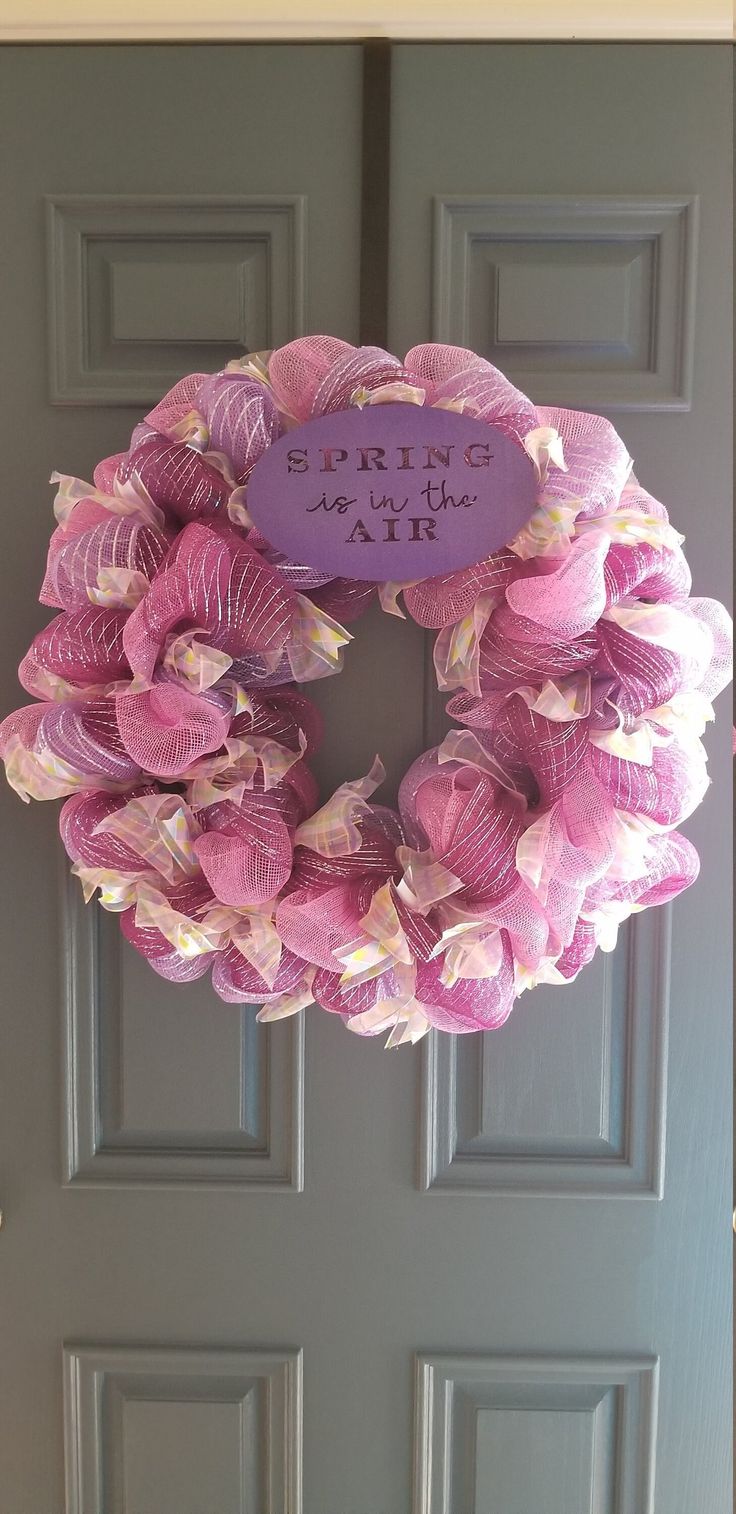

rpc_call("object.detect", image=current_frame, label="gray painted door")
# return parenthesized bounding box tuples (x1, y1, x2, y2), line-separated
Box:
(0, 41, 731, 1514)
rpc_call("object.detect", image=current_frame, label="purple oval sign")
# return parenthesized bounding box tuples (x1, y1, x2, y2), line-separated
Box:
(247, 403, 537, 581)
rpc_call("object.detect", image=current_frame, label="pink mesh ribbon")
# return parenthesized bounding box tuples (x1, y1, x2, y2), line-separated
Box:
(123, 522, 297, 681)
(195, 370, 281, 483)
(2, 337, 731, 1043)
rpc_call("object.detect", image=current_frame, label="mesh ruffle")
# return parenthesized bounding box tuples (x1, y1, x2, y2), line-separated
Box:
(116, 434, 231, 523)
(404, 550, 519, 629)
(404, 344, 537, 448)
(212, 943, 309, 1003)
(24, 607, 131, 686)
(535, 405, 632, 517)
(41, 517, 172, 612)
(123, 523, 296, 680)
(196, 372, 281, 483)
(194, 778, 312, 907)
(115, 683, 232, 777)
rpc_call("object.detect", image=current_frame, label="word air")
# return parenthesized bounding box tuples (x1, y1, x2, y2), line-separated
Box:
(346, 515, 436, 544)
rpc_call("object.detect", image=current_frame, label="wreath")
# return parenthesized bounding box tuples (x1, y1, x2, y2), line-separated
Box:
(2, 337, 731, 1046)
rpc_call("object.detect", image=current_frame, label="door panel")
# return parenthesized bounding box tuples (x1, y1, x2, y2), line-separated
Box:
(0, 40, 731, 1514)
(64, 1345, 301, 1514)
(421, 910, 667, 1196)
(390, 41, 732, 1514)
(0, 43, 364, 1513)
(428, 191, 698, 412)
(63, 874, 304, 1189)
(47, 192, 307, 405)
(415, 1352, 658, 1514)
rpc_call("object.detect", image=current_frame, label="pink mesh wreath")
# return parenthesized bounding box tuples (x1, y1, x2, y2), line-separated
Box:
(2, 339, 732, 1046)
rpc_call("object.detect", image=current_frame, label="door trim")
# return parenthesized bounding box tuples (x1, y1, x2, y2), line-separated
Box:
(0, 3, 731, 42)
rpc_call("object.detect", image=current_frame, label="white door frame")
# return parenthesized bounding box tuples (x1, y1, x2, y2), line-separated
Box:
(0, 1, 731, 43)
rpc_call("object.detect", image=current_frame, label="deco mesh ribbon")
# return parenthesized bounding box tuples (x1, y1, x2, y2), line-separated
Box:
(2, 338, 732, 1046)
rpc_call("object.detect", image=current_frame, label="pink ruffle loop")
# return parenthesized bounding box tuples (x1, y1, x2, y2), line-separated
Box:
(401, 752, 525, 909)
(405, 343, 538, 446)
(535, 405, 632, 519)
(213, 943, 310, 1004)
(268, 336, 356, 420)
(42, 517, 172, 613)
(477, 612, 599, 693)
(275, 805, 406, 974)
(595, 602, 714, 720)
(193, 768, 315, 909)
(590, 738, 708, 828)
(490, 696, 591, 808)
(60, 786, 160, 871)
(602, 539, 692, 607)
(311, 346, 405, 414)
(116, 431, 232, 523)
(0, 696, 140, 800)
(115, 682, 232, 779)
(413, 944, 516, 1032)
(403, 550, 520, 629)
(24, 607, 131, 687)
(195, 371, 281, 483)
(123, 522, 296, 681)
(143, 373, 210, 440)
(307, 578, 377, 626)
(229, 686, 324, 758)
(505, 531, 610, 639)
(93, 454, 128, 493)
(119, 875, 217, 972)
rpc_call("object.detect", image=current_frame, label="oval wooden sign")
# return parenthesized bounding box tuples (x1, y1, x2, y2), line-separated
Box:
(247, 402, 537, 581)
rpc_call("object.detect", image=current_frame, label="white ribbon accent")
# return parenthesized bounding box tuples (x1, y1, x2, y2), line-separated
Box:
(522, 426, 567, 484)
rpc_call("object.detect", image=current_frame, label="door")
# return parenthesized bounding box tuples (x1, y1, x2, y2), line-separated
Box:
(0, 40, 731, 1514)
